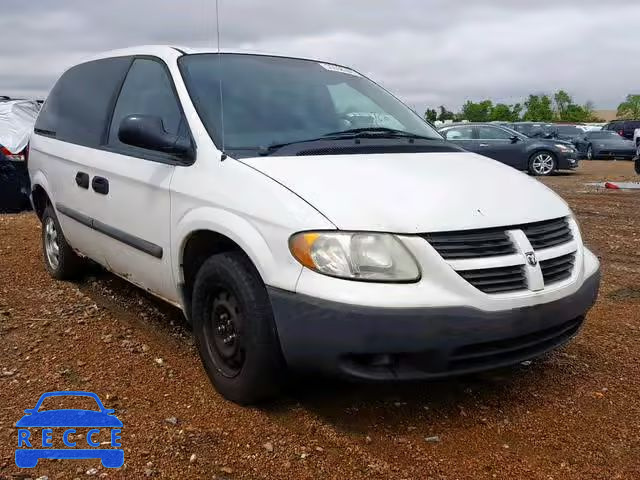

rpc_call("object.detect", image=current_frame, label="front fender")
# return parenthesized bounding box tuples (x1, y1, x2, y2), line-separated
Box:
(173, 206, 303, 293)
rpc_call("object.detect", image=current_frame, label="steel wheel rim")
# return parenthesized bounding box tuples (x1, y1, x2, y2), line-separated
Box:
(204, 287, 245, 378)
(532, 153, 554, 175)
(44, 217, 60, 270)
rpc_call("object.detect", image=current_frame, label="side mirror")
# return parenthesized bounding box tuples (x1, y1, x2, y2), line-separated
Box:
(510, 135, 519, 143)
(118, 115, 194, 162)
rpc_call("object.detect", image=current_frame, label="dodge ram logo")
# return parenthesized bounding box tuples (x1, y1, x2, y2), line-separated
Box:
(525, 251, 537, 267)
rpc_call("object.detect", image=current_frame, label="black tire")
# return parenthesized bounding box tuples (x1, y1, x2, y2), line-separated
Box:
(635, 156, 640, 175)
(586, 144, 595, 160)
(41, 205, 86, 280)
(528, 151, 557, 176)
(192, 251, 285, 405)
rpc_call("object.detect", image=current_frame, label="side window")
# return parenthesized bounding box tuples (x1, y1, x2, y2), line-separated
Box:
(477, 126, 512, 140)
(108, 58, 183, 150)
(34, 57, 132, 146)
(443, 126, 474, 140)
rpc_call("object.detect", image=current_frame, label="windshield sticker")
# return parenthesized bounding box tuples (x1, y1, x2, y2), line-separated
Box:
(318, 63, 361, 77)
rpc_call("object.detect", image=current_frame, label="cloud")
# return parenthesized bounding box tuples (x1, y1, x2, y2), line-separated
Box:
(1, 0, 639, 110)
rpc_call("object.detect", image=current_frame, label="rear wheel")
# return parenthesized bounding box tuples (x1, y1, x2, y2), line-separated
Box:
(529, 151, 556, 176)
(192, 251, 285, 405)
(586, 145, 594, 160)
(41, 205, 86, 280)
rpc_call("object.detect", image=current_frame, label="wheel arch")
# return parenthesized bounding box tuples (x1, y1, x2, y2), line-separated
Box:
(173, 207, 290, 318)
(29, 172, 54, 220)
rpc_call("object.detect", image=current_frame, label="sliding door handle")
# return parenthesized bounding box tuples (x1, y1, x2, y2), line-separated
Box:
(75, 172, 89, 189)
(92, 176, 109, 195)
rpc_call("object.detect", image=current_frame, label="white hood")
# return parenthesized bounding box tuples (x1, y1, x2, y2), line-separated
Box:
(242, 152, 571, 233)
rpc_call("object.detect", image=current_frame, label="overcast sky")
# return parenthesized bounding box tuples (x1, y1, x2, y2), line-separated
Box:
(2, 0, 639, 112)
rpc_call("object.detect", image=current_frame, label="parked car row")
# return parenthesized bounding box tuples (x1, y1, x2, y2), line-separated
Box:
(438, 123, 579, 176)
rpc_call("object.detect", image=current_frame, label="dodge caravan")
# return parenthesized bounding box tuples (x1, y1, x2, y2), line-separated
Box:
(28, 46, 601, 404)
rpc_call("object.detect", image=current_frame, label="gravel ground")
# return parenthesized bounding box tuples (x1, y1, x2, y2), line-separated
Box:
(1, 160, 639, 480)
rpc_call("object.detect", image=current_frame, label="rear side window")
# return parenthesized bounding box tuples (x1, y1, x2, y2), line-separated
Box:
(35, 57, 131, 146)
(443, 126, 474, 140)
(108, 58, 184, 150)
(477, 126, 512, 140)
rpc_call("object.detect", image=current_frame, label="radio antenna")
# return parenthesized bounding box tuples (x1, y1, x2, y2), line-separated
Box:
(216, 0, 227, 160)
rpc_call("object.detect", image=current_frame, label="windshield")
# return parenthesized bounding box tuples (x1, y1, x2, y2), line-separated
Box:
(589, 131, 624, 139)
(513, 123, 553, 137)
(178, 54, 441, 155)
(556, 125, 582, 135)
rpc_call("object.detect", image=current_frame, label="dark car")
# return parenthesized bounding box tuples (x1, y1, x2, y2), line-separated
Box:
(573, 130, 636, 160)
(0, 99, 39, 213)
(603, 119, 640, 141)
(438, 123, 579, 176)
(509, 122, 556, 139)
(553, 124, 586, 142)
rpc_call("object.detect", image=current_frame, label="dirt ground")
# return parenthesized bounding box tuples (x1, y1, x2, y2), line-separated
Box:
(1, 160, 639, 480)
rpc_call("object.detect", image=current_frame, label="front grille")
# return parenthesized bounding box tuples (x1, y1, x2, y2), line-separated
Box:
(422, 229, 515, 259)
(458, 265, 526, 294)
(521, 217, 573, 250)
(540, 252, 576, 285)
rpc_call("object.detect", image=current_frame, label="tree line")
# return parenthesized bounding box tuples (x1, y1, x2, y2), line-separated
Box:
(425, 92, 640, 124)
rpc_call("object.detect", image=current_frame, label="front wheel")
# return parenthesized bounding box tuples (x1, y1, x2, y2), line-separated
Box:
(529, 151, 557, 176)
(191, 251, 285, 405)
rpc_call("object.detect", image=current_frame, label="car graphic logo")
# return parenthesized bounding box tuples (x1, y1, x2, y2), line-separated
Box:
(525, 251, 537, 267)
(15, 391, 123, 469)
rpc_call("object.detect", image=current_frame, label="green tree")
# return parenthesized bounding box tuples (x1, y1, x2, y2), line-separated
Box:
(461, 100, 493, 122)
(523, 94, 554, 121)
(490, 103, 522, 122)
(553, 90, 572, 120)
(437, 105, 456, 121)
(616, 94, 640, 119)
(424, 108, 438, 123)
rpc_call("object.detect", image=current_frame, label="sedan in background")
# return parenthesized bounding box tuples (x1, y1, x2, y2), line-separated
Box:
(573, 130, 636, 160)
(438, 123, 579, 176)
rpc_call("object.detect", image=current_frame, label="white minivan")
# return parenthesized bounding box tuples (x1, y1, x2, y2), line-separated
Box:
(29, 46, 600, 404)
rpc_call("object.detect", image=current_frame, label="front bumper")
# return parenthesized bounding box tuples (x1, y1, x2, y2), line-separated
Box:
(593, 148, 635, 160)
(557, 150, 579, 169)
(268, 268, 600, 380)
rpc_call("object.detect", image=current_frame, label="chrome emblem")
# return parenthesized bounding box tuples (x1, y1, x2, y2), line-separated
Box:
(525, 251, 537, 266)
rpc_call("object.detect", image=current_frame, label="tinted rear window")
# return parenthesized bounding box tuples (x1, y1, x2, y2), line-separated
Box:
(625, 121, 640, 129)
(35, 57, 132, 146)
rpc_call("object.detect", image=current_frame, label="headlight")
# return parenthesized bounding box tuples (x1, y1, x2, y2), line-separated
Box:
(289, 231, 420, 282)
(554, 144, 574, 151)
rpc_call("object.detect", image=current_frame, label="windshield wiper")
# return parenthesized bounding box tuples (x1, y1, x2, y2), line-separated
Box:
(321, 127, 436, 141)
(258, 128, 437, 156)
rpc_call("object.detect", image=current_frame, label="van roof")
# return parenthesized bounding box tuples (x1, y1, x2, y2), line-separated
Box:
(86, 45, 332, 66)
